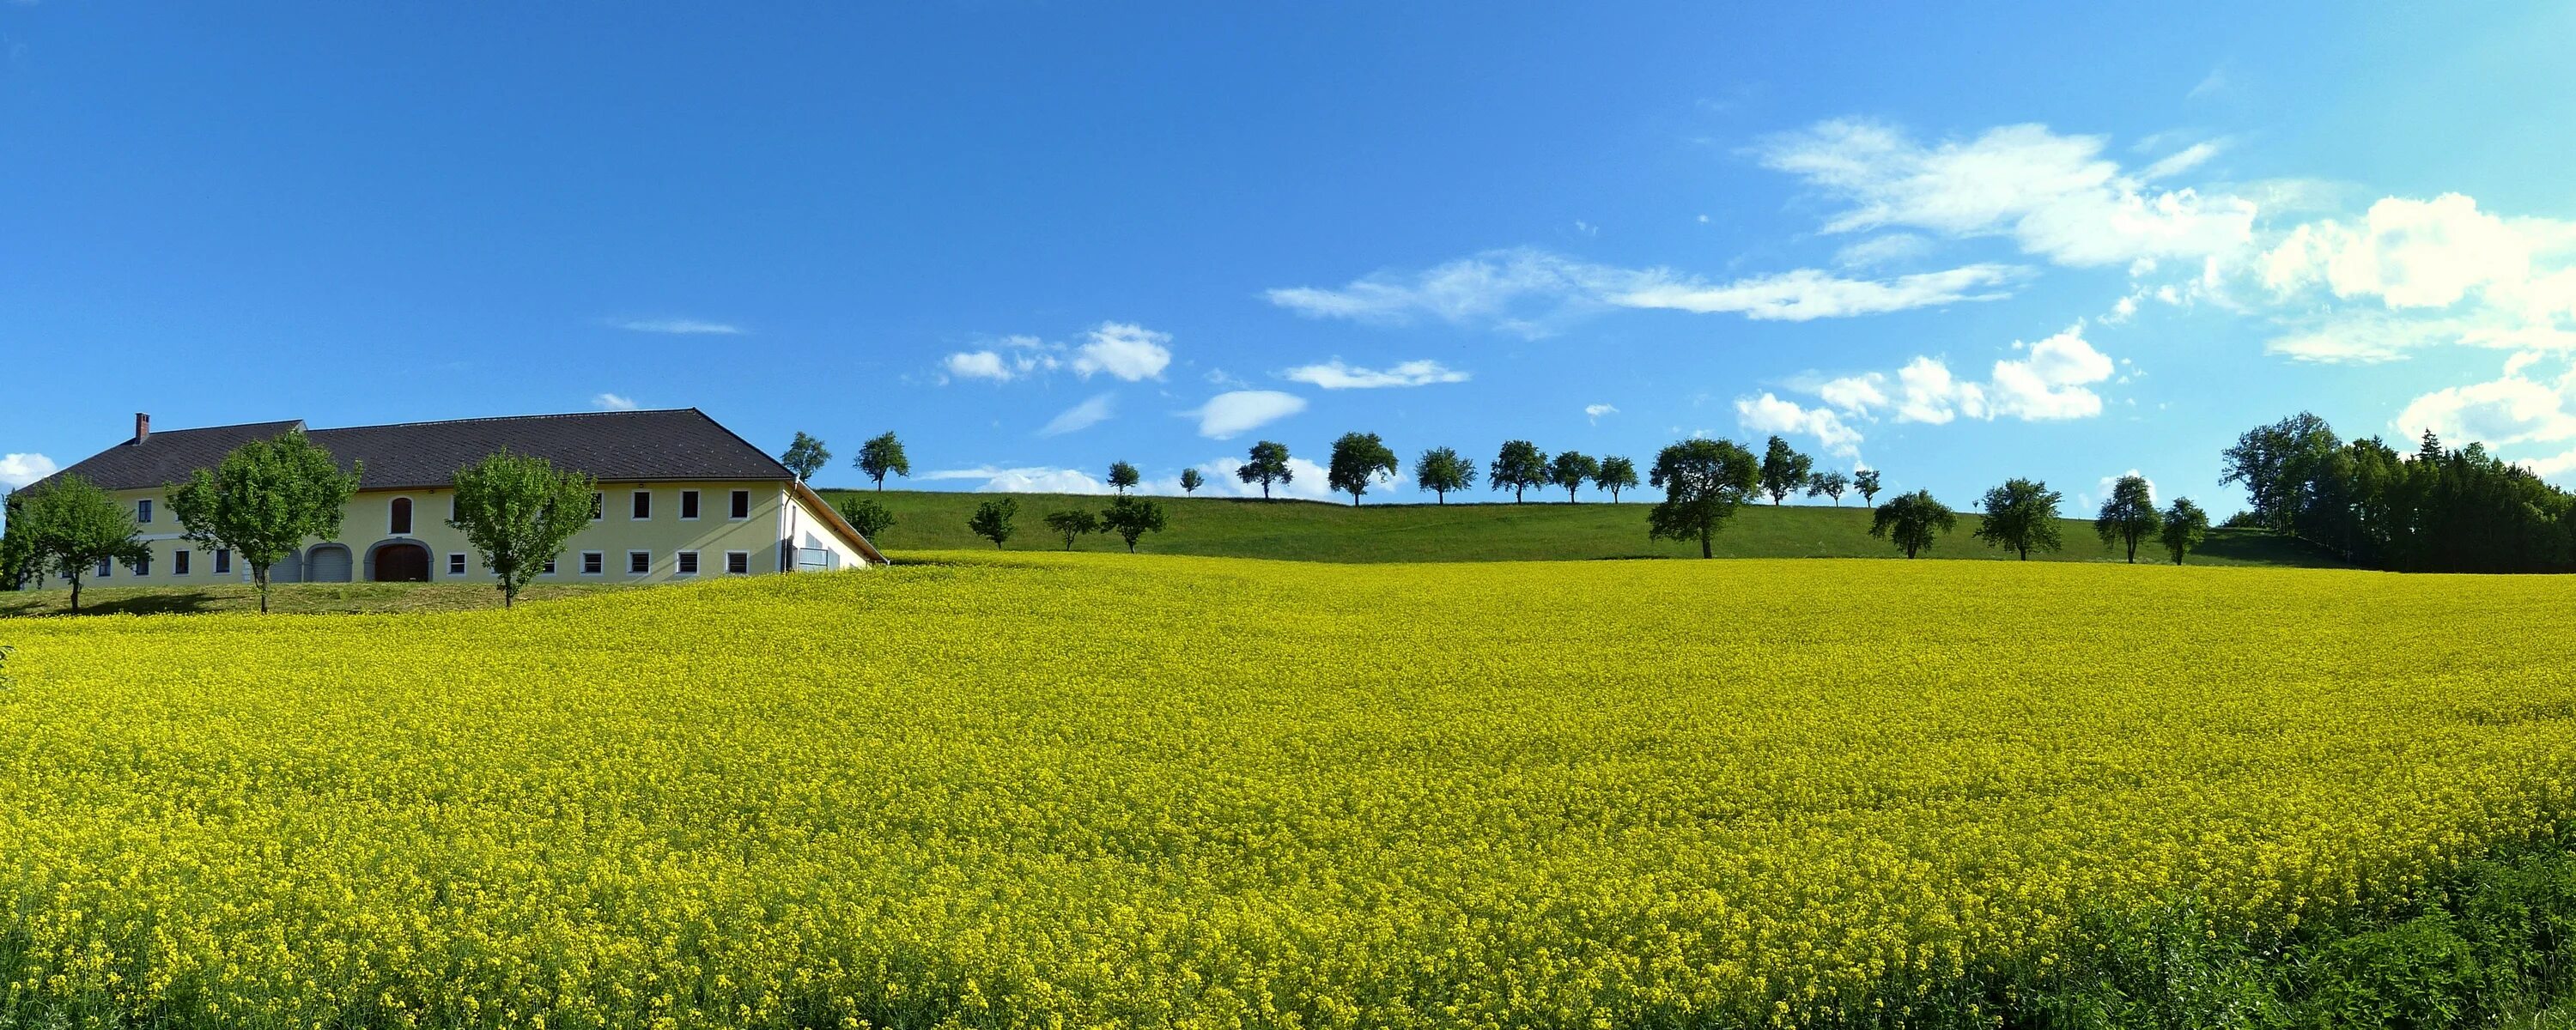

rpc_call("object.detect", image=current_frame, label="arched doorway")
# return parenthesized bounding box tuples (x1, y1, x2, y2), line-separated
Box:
(306, 543, 354, 583)
(370, 542, 431, 582)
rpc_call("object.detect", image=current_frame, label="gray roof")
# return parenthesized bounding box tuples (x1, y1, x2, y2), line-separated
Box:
(42, 409, 795, 492)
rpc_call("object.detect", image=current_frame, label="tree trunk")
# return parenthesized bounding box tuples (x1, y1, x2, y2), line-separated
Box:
(1350, 493, 1359, 506)
(68, 574, 81, 614)
(254, 566, 270, 615)
(1699, 529, 1712, 560)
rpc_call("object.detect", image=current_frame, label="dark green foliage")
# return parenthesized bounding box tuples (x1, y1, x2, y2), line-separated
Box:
(447, 451, 598, 608)
(1973, 477, 2065, 560)
(1855, 469, 1883, 506)
(2222, 414, 2576, 572)
(967, 498, 1018, 548)
(1327, 433, 1398, 506)
(1107, 461, 1141, 496)
(1098, 496, 1168, 552)
(1490, 440, 1549, 503)
(167, 431, 361, 614)
(1547, 451, 1600, 503)
(1043, 509, 1098, 550)
(1413, 446, 1477, 504)
(2163, 498, 2210, 565)
(1236, 441, 1294, 500)
(1178, 469, 1205, 496)
(854, 433, 910, 490)
(0, 491, 33, 590)
(1645, 438, 1759, 558)
(780, 432, 831, 482)
(1594, 456, 1639, 503)
(2093, 474, 2162, 563)
(1759, 436, 1814, 506)
(1807, 470, 1850, 506)
(836, 496, 896, 542)
(1870, 489, 1956, 559)
(10, 474, 149, 614)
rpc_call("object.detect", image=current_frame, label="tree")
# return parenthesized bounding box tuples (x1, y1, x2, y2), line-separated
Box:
(2219, 412, 2339, 536)
(1646, 438, 1759, 559)
(1595, 456, 1639, 504)
(1490, 440, 1549, 503)
(1327, 433, 1399, 506)
(1043, 509, 1099, 550)
(168, 431, 361, 614)
(1414, 446, 1476, 504)
(780, 432, 831, 482)
(1870, 490, 1957, 559)
(1973, 478, 2066, 560)
(13, 474, 149, 614)
(967, 498, 1018, 548)
(1807, 470, 1850, 506)
(1179, 469, 1205, 496)
(0, 489, 36, 590)
(1549, 451, 1601, 503)
(1236, 440, 1294, 500)
(446, 451, 598, 609)
(2093, 474, 2163, 564)
(1759, 436, 1814, 506)
(836, 496, 896, 542)
(1108, 461, 1141, 496)
(1099, 496, 1168, 552)
(1855, 469, 1884, 506)
(2161, 498, 2210, 565)
(854, 432, 909, 490)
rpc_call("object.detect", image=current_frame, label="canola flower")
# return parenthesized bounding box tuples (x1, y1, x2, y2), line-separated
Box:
(1, 554, 2573, 1028)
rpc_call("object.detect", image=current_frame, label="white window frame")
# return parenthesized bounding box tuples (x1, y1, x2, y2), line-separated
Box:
(131, 550, 149, 577)
(626, 550, 651, 575)
(725, 550, 750, 574)
(580, 551, 604, 576)
(136, 498, 153, 524)
(729, 489, 750, 520)
(676, 550, 699, 575)
(630, 490, 652, 521)
(541, 556, 558, 576)
(447, 553, 468, 576)
(679, 489, 701, 521)
(173, 548, 191, 576)
(214, 548, 232, 574)
(97, 558, 111, 578)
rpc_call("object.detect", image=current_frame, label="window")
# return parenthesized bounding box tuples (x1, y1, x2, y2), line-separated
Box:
(447, 553, 468, 575)
(173, 549, 191, 575)
(627, 550, 651, 574)
(541, 556, 557, 575)
(631, 491, 652, 520)
(214, 549, 232, 574)
(677, 551, 699, 575)
(580, 552, 604, 575)
(136, 499, 153, 524)
(680, 490, 701, 520)
(589, 493, 604, 521)
(97, 558, 111, 579)
(730, 489, 750, 519)
(725, 551, 749, 574)
(390, 497, 414, 535)
(131, 551, 150, 577)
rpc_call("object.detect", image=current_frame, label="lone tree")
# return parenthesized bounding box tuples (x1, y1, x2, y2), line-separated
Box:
(835, 496, 896, 542)
(14, 474, 149, 614)
(1490, 440, 1549, 503)
(967, 497, 1018, 548)
(1759, 436, 1813, 506)
(446, 451, 598, 609)
(1414, 446, 1476, 504)
(1043, 509, 1099, 550)
(168, 431, 361, 614)
(1098, 496, 1168, 552)
(0, 489, 38, 590)
(1549, 451, 1601, 503)
(2093, 474, 2163, 564)
(1870, 490, 1957, 559)
(2161, 498, 2210, 565)
(1327, 433, 1399, 506)
(1594, 456, 1639, 504)
(1807, 470, 1850, 506)
(1855, 469, 1883, 506)
(1236, 440, 1294, 500)
(1178, 469, 1205, 496)
(1973, 478, 2066, 560)
(854, 432, 910, 491)
(1646, 438, 1759, 559)
(1108, 461, 1141, 496)
(780, 432, 831, 482)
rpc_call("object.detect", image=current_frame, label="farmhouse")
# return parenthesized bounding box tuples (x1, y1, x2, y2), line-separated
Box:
(37, 409, 882, 585)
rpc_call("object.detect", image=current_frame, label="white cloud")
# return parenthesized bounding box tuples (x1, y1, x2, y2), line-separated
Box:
(1039, 393, 1116, 436)
(1584, 403, 1619, 423)
(0, 452, 58, 489)
(2394, 373, 2576, 449)
(1281, 359, 1470, 389)
(1616, 264, 2024, 321)
(608, 318, 744, 335)
(1832, 233, 1935, 268)
(1072, 322, 1173, 381)
(1195, 456, 1335, 500)
(592, 392, 640, 411)
(2260, 194, 2536, 310)
(944, 350, 1017, 382)
(1735, 392, 1862, 457)
(1987, 325, 2117, 420)
(923, 466, 1115, 494)
(1189, 391, 1308, 439)
(2139, 142, 2221, 181)
(1789, 324, 2115, 433)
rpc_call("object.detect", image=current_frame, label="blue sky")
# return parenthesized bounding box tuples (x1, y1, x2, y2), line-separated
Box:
(8, 3, 2576, 517)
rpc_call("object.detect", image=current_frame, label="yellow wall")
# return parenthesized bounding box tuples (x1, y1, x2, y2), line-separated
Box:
(92, 480, 866, 586)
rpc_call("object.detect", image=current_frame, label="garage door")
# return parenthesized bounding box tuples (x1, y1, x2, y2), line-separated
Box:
(306, 545, 352, 583)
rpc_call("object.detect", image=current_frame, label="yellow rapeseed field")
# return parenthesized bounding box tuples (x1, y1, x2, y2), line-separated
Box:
(2, 553, 2573, 1028)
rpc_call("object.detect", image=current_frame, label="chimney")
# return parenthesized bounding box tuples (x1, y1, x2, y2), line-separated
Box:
(134, 413, 150, 445)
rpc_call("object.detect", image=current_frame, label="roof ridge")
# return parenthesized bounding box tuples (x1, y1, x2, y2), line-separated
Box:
(307, 409, 701, 433)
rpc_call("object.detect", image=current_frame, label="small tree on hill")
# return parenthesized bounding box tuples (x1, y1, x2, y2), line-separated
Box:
(1490, 440, 1549, 503)
(1870, 490, 1956, 559)
(1179, 469, 1205, 496)
(1594, 456, 1639, 504)
(836, 496, 896, 542)
(1107, 461, 1141, 496)
(1549, 451, 1600, 503)
(14, 474, 149, 615)
(1236, 440, 1294, 500)
(968, 498, 1018, 548)
(0, 489, 37, 590)
(1759, 436, 1813, 506)
(2162, 498, 2210, 565)
(447, 451, 598, 609)
(1099, 496, 1168, 552)
(169, 431, 361, 614)
(1646, 438, 1759, 559)
(1855, 469, 1883, 506)
(1043, 509, 1099, 550)
(854, 432, 909, 490)
(1327, 433, 1399, 506)
(780, 432, 830, 482)
(1973, 478, 2066, 560)
(2093, 474, 2162, 564)
(1806, 470, 1850, 506)
(1414, 446, 1476, 504)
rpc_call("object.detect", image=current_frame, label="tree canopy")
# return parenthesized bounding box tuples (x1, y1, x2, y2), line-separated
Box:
(1759, 437, 1814, 506)
(447, 451, 598, 608)
(1855, 469, 1883, 506)
(1108, 461, 1141, 496)
(1646, 438, 1759, 559)
(1178, 469, 1205, 496)
(1594, 456, 1639, 503)
(854, 433, 909, 490)
(1490, 440, 1549, 503)
(780, 432, 830, 482)
(2093, 474, 2162, 563)
(1327, 433, 1399, 506)
(2162, 497, 2210, 566)
(836, 496, 896, 542)
(2215, 413, 2576, 573)
(1099, 496, 1168, 552)
(168, 431, 361, 614)
(1043, 509, 1099, 550)
(1870, 490, 1956, 559)
(9, 474, 149, 614)
(1414, 446, 1476, 504)
(1807, 470, 1850, 506)
(967, 498, 1018, 548)
(1236, 441, 1294, 500)
(1973, 478, 2066, 560)
(1549, 451, 1601, 503)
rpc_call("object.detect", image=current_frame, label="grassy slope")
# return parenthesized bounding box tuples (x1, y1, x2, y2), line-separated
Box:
(822, 488, 2341, 566)
(0, 581, 630, 618)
